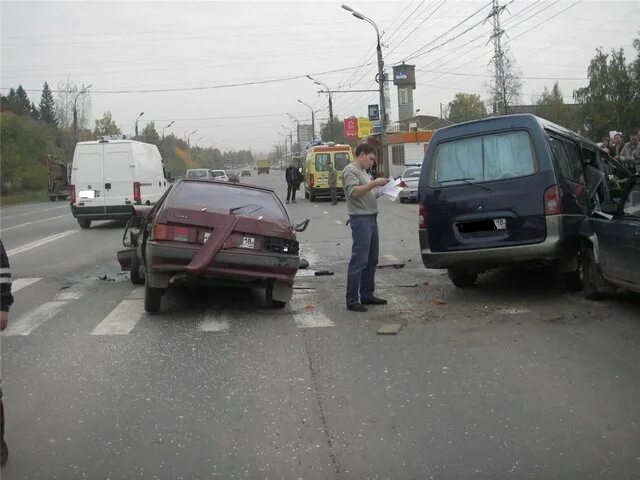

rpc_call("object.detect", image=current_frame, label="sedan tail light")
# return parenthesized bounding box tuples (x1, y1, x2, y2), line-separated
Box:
(70, 184, 76, 204)
(133, 182, 142, 204)
(543, 185, 562, 215)
(419, 204, 428, 229)
(152, 224, 192, 242)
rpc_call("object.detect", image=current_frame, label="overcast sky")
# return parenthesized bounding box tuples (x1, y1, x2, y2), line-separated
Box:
(1, 0, 638, 152)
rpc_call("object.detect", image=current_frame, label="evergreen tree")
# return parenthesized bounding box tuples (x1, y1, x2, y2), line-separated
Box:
(15, 85, 32, 116)
(39, 82, 57, 125)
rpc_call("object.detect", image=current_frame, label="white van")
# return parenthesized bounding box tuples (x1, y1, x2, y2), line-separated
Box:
(70, 138, 169, 228)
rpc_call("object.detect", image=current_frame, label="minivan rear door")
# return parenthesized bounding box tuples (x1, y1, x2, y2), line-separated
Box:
(103, 143, 134, 206)
(424, 130, 549, 252)
(74, 143, 105, 210)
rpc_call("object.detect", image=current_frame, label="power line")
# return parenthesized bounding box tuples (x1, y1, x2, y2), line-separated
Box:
(509, 0, 584, 42)
(385, 1, 447, 57)
(416, 68, 585, 81)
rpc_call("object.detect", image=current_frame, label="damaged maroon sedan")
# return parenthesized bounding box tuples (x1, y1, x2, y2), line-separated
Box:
(117, 179, 309, 312)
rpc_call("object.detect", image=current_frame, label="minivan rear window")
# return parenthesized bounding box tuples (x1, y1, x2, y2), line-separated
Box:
(429, 130, 536, 187)
(334, 152, 351, 170)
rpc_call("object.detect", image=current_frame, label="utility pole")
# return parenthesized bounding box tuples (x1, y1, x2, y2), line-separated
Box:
(73, 84, 92, 143)
(135, 112, 144, 139)
(489, 0, 508, 115)
(287, 113, 300, 155)
(298, 99, 315, 141)
(307, 76, 334, 141)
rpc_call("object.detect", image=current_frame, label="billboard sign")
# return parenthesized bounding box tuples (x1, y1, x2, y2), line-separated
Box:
(344, 117, 358, 139)
(357, 117, 373, 138)
(368, 104, 379, 121)
(392, 64, 416, 87)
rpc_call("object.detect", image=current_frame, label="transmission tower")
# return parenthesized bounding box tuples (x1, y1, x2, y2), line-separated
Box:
(489, 0, 508, 115)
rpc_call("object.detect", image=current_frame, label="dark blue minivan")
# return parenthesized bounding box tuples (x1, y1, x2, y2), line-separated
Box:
(418, 114, 608, 288)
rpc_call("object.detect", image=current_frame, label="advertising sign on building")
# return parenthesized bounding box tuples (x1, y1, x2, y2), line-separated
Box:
(357, 118, 373, 138)
(368, 104, 379, 121)
(344, 117, 358, 138)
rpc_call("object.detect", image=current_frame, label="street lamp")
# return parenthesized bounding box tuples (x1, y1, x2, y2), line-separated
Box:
(297, 99, 315, 143)
(73, 84, 92, 143)
(287, 113, 301, 154)
(162, 120, 175, 139)
(187, 129, 198, 164)
(281, 125, 294, 164)
(307, 75, 334, 141)
(342, 4, 388, 176)
(134, 112, 144, 138)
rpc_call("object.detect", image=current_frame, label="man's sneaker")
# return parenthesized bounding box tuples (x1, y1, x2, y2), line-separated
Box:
(347, 303, 368, 312)
(1, 439, 8, 466)
(286, 200, 290, 204)
(361, 296, 387, 305)
(292, 200, 297, 203)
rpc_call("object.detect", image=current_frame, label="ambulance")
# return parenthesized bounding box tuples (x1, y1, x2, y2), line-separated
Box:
(303, 143, 354, 201)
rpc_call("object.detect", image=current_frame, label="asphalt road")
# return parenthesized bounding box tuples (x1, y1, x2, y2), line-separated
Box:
(1, 172, 639, 479)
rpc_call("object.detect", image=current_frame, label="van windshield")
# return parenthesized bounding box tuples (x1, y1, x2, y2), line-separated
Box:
(429, 130, 536, 187)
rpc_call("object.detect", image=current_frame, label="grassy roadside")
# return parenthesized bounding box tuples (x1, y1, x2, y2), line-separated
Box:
(1, 190, 49, 207)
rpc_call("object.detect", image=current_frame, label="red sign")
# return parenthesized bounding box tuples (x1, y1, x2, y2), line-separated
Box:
(344, 117, 358, 139)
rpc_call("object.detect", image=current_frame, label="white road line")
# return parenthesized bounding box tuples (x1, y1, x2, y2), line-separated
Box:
(4, 300, 67, 336)
(296, 269, 317, 277)
(1, 214, 69, 232)
(384, 254, 400, 263)
(91, 288, 146, 335)
(7, 229, 80, 256)
(11, 278, 41, 293)
(291, 294, 334, 328)
(313, 205, 319, 208)
(335, 220, 343, 225)
(198, 311, 230, 332)
(1, 205, 69, 220)
(323, 211, 329, 214)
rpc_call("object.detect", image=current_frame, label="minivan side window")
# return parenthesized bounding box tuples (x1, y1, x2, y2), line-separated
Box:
(429, 130, 535, 186)
(549, 137, 583, 183)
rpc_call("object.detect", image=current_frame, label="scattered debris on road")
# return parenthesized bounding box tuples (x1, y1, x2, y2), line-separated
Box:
(299, 258, 310, 269)
(377, 323, 402, 335)
(398, 283, 418, 288)
(377, 261, 405, 269)
(314, 270, 334, 276)
(98, 275, 115, 282)
(432, 299, 447, 306)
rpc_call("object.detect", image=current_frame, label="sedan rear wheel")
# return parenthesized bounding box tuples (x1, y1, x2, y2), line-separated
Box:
(144, 280, 163, 313)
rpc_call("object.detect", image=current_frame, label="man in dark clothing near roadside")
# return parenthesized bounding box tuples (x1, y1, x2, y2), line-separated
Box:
(285, 163, 301, 204)
(1, 240, 13, 466)
(328, 162, 338, 205)
(342, 144, 389, 312)
(610, 133, 625, 160)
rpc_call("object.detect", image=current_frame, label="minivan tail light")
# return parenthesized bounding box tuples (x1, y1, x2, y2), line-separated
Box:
(133, 182, 142, 204)
(70, 184, 76, 204)
(543, 185, 562, 215)
(152, 224, 191, 242)
(419, 204, 428, 229)
(309, 174, 315, 189)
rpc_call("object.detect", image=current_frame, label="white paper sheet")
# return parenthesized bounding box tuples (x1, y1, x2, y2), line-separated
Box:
(376, 177, 403, 201)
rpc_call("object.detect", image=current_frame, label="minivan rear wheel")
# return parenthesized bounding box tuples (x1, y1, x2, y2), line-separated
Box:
(144, 280, 163, 313)
(581, 245, 604, 300)
(447, 268, 477, 288)
(78, 219, 91, 229)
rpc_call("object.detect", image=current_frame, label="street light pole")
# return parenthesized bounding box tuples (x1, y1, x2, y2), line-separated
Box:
(135, 112, 144, 139)
(73, 84, 92, 143)
(162, 120, 175, 139)
(342, 4, 388, 176)
(287, 113, 301, 155)
(307, 76, 333, 141)
(297, 99, 315, 143)
(187, 129, 198, 164)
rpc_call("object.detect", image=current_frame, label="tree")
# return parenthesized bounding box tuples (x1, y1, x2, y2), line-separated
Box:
(0, 85, 33, 116)
(39, 82, 57, 125)
(139, 121, 160, 145)
(447, 93, 487, 124)
(574, 45, 637, 139)
(56, 79, 91, 131)
(93, 112, 121, 137)
(487, 51, 522, 115)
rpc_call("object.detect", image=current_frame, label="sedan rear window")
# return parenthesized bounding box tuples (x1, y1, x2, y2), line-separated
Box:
(186, 170, 208, 179)
(429, 130, 536, 187)
(169, 182, 287, 220)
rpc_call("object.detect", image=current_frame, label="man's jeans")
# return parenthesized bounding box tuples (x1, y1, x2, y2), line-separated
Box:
(286, 182, 296, 202)
(330, 186, 337, 204)
(346, 214, 379, 306)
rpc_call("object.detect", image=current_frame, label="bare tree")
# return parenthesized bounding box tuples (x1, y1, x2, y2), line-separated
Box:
(487, 49, 522, 115)
(55, 78, 91, 132)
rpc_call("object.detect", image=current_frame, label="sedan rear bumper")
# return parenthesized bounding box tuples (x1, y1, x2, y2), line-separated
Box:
(146, 241, 299, 286)
(420, 215, 568, 269)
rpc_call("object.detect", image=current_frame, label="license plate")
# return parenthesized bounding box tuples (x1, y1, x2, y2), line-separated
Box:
(493, 218, 507, 230)
(241, 236, 255, 249)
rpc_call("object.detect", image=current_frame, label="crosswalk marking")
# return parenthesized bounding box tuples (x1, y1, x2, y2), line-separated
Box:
(91, 288, 146, 335)
(11, 278, 42, 293)
(290, 294, 334, 328)
(4, 300, 67, 336)
(198, 312, 230, 332)
(335, 220, 343, 225)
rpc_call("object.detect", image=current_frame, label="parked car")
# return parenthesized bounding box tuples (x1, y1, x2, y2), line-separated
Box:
(242, 169, 252, 177)
(70, 138, 169, 229)
(419, 114, 614, 289)
(227, 170, 240, 183)
(399, 167, 421, 203)
(580, 175, 640, 299)
(211, 170, 229, 182)
(117, 179, 310, 312)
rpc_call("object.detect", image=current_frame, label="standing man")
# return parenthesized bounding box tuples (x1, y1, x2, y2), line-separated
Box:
(1, 240, 13, 466)
(342, 144, 389, 312)
(328, 162, 338, 205)
(619, 130, 640, 173)
(610, 132, 625, 160)
(285, 163, 297, 204)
